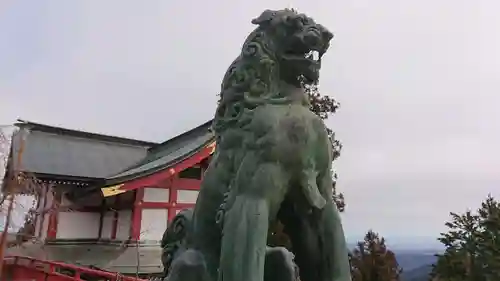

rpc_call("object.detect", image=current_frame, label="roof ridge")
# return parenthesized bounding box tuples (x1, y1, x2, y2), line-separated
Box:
(147, 119, 213, 152)
(15, 119, 157, 147)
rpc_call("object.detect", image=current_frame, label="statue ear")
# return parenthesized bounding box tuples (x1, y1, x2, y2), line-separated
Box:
(251, 10, 276, 26)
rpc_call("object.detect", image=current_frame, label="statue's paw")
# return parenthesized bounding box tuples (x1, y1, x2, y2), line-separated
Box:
(264, 246, 299, 281)
(166, 249, 210, 281)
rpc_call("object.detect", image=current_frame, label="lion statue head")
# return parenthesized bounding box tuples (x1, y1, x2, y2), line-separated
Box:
(213, 9, 334, 138)
(249, 9, 333, 84)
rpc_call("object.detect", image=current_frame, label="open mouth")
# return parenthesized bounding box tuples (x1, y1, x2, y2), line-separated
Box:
(283, 46, 322, 64)
(304, 50, 320, 62)
(280, 34, 326, 82)
(283, 34, 324, 65)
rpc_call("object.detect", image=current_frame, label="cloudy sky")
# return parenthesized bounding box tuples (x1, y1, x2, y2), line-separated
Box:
(1, 0, 499, 246)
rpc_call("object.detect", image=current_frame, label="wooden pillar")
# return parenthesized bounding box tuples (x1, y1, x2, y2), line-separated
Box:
(111, 196, 120, 240)
(97, 198, 105, 239)
(37, 185, 48, 237)
(32, 190, 41, 237)
(46, 188, 62, 239)
(168, 176, 178, 222)
(130, 189, 144, 240)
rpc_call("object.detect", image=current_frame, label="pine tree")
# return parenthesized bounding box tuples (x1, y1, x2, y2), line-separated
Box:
(432, 195, 500, 281)
(349, 230, 402, 281)
(431, 210, 481, 281)
(476, 195, 500, 279)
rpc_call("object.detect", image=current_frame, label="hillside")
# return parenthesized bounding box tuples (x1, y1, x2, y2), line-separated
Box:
(347, 243, 438, 280)
(394, 250, 436, 271)
(394, 250, 436, 281)
(401, 264, 433, 281)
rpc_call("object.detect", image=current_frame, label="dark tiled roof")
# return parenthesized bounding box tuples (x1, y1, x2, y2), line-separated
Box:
(11, 120, 157, 179)
(105, 120, 214, 186)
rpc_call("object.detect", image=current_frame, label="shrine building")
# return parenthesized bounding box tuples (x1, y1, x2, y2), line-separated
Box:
(4, 119, 214, 276)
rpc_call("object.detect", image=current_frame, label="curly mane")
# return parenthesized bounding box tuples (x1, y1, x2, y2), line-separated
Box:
(213, 10, 309, 139)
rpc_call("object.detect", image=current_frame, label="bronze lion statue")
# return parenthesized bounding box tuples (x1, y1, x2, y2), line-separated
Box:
(163, 9, 352, 281)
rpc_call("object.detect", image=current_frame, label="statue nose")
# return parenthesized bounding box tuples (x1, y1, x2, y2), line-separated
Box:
(304, 27, 321, 46)
(323, 30, 333, 42)
(304, 30, 321, 47)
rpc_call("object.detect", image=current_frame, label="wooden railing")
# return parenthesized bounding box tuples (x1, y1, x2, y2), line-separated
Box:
(3, 256, 148, 281)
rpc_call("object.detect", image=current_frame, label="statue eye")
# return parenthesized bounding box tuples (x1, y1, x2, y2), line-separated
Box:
(295, 19, 304, 29)
(283, 15, 293, 25)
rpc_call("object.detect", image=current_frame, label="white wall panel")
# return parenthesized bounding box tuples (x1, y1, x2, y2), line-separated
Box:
(101, 211, 114, 239)
(143, 188, 170, 203)
(116, 210, 131, 240)
(57, 212, 100, 239)
(177, 190, 199, 204)
(140, 209, 168, 241)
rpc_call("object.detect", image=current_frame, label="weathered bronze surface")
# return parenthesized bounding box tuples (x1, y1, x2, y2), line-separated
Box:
(163, 8, 352, 281)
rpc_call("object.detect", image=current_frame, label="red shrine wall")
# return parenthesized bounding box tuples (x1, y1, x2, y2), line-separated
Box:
(132, 164, 205, 241)
(136, 175, 201, 240)
(140, 187, 169, 240)
(41, 164, 205, 242)
(56, 191, 102, 239)
(52, 191, 134, 240)
(101, 210, 131, 240)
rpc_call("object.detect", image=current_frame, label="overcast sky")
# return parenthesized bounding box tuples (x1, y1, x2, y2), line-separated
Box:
(1, 0, 499, 245)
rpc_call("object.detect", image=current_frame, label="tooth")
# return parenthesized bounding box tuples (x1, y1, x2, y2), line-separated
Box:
(312, 51, 319, 61)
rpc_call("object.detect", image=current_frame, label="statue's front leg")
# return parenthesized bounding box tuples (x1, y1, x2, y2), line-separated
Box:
(316, 173, 352, 281)
(191, 152, 230, 281)
(219, 162, 287, 281)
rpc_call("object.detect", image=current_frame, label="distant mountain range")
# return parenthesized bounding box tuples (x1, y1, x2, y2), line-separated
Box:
(393, 249, 437, 271)
(396, 250, 436, 280)
(401, 264, 433, 281)
(347, 243, 439, 281)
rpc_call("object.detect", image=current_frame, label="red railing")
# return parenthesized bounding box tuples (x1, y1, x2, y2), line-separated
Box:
(3, 256, 148, 281)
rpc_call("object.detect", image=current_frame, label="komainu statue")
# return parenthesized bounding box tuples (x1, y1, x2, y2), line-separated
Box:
(162, 8, 352, 281)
